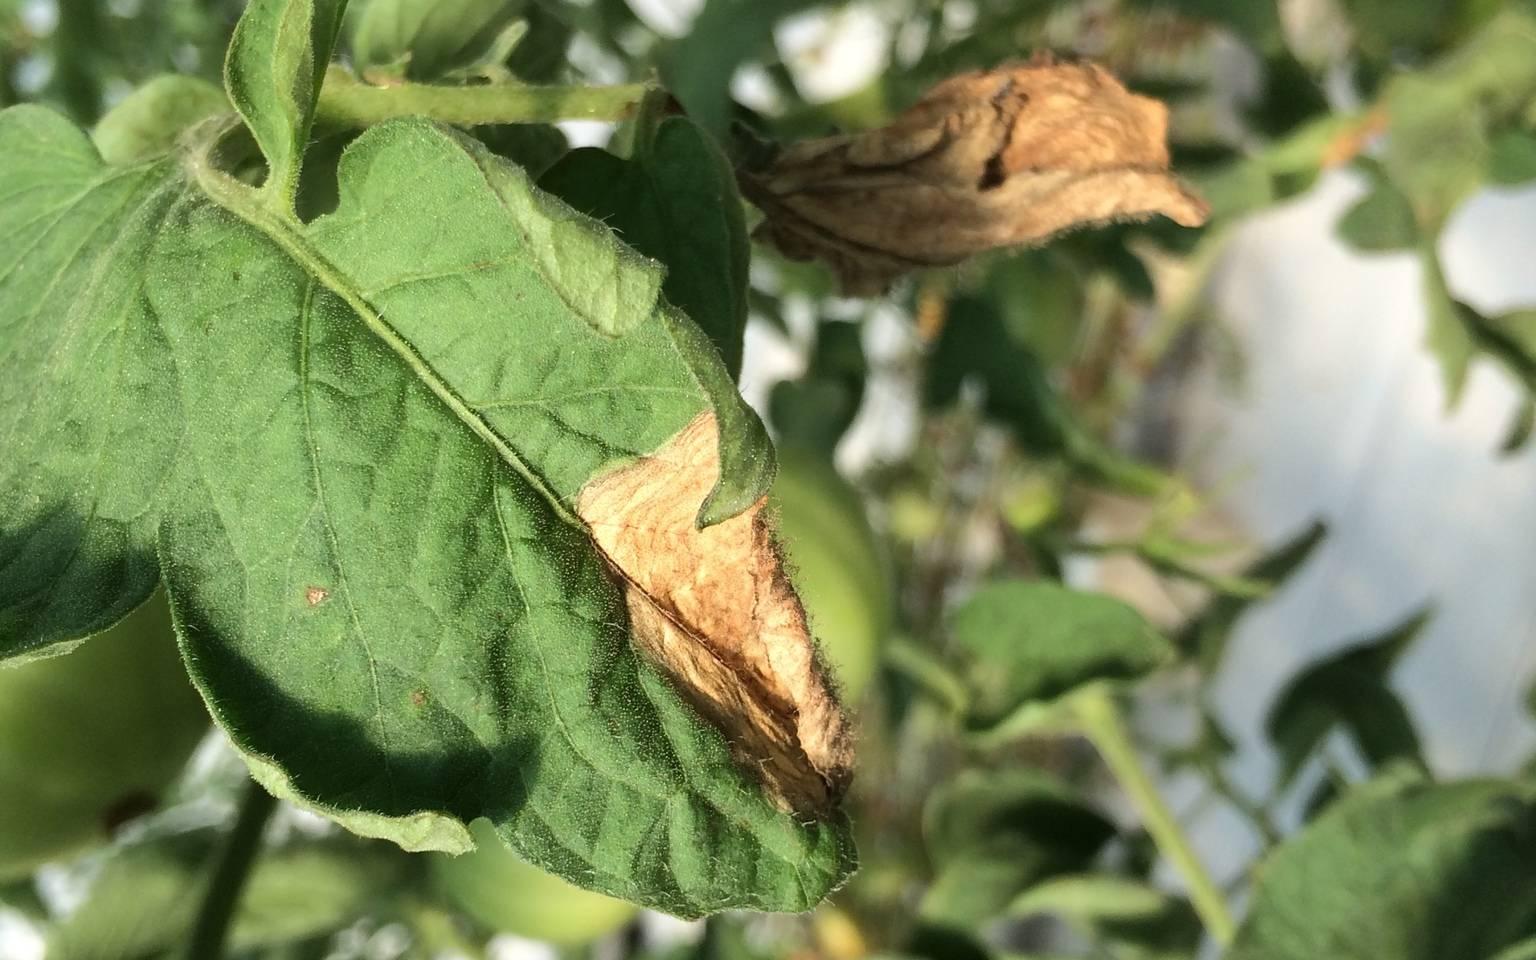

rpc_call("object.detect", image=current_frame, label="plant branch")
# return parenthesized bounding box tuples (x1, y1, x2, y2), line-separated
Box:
(1074, 688, 1238, 946)
(183, 778, 279, 960)
(314, 71, 652, 129)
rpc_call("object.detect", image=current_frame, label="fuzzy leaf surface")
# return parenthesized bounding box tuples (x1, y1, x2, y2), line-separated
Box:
(539, 117, 751, 379)
(0, 104, 851, 916)
(0, 106, 186, 658)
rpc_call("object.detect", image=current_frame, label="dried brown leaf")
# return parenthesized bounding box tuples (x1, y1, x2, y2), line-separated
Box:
(739, 57, 1210, 295)
(576, 413, 853, 816)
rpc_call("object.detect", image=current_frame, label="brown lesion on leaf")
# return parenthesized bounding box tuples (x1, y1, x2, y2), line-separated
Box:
(738, 55, 1210, 296)
(576, 413, 853, 817)
(306, 586, 329, 606)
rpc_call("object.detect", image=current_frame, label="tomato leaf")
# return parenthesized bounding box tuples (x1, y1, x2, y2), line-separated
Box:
(349, 0, 525, 81)
(1229, 771, 1536, 960)
(1265, 608, 1430, 790)
(91, 75, 228, 167)
(0, 0, 853, 913)
(1173, 520, 1328, 674)
(920, 769, 1115, 927)
(538, 117, 751, 380)
(224, 0, 347, 210)
(1336, 171, 1419, 252)
(0, 108, 187, 659)
(1009, 874, 1201, 959)
(950, 581, 1174, 737)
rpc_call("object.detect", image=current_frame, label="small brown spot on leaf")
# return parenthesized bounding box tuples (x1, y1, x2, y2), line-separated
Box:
(410, 690, 427, 707)
(738, 56, 1209, 295)
(306, 586, 329, 606)
(577, 413, 852, 817)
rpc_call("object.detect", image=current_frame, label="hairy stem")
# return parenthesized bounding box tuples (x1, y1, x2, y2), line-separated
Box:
(1074, 688, 1238, 946)
(183, 778, 279, 960)
(314, 71, 652, 129)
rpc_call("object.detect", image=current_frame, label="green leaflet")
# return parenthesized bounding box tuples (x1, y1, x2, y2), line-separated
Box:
(1009, 874, 1201, 960)
(91, 75, 228, 167)
(1266, 608, 1430, 790)
(539, 117, 752, 380)
(0, 104, 844, 920)
(349, 0, 527, 81)
(0, 107, 185, 659)
(1229, 771, 1536, 960)
(949, 581, 1174, 738)
(919, 769, 1114, 927)
(225, 0, 347, 210)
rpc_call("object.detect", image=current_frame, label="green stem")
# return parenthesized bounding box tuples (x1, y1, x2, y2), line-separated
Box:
(1074, 688, 1237, 946)
(314, 72, 652, 129)
(183, 779, 279, 960)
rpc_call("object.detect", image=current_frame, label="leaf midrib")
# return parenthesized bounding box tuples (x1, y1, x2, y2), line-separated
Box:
(183, 138, 580, 528)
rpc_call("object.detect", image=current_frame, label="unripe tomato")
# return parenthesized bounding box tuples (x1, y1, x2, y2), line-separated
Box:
(771, 449, 894, 702)
(430, 820, 638, 944)
(0, 591, 209, 878)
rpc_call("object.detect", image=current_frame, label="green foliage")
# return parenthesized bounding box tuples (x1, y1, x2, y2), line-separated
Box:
(950, 581, 1174, 736)
(1, 0, 844, 919)
(223, 0, 345, 210)
(1266, 609, 1431, 789)
(6, 0, 1536, 953)
(1009, 874, 1201, 959)
(0, 591, 207, 879)
(0, 109, 185, 657)
(1229, 771, 1536, 960)
(770, 319, 868, 457)
(1337, 169, 1420, 252)
(48, 830, 412, 959)
(539, 114, 752, 379)
(920, 770, 1115, 927)
(1173, 521, 1328, 674)
(349, 0, 526, 80)
(91, 75, 228, 166)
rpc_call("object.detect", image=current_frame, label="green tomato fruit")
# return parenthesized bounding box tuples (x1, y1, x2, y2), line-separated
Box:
(0, 591, 209, 879)
(431, 820, 638, 944)
(771, 449, 894, 702)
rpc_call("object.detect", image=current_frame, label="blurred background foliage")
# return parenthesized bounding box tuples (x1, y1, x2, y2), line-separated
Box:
(3, 0, 1536, 958)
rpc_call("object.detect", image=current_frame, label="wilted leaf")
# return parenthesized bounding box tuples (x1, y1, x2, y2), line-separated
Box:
(1266, 608, 1431, 791)
(1229, 771, 1536, 960)
(575, 413, 853, 816)
(920, 769, 1115, 926)
(739, 58, 1209, 295)
(539, 116, 751, 379)
(48, 830, 413, 960)
(950, 581, 1174, 737)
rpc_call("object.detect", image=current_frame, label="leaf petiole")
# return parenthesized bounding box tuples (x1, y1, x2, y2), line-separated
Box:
(182, 778, 279, 960)
(313, 68, 652, 129)
(1073, 688, 1238, 946)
